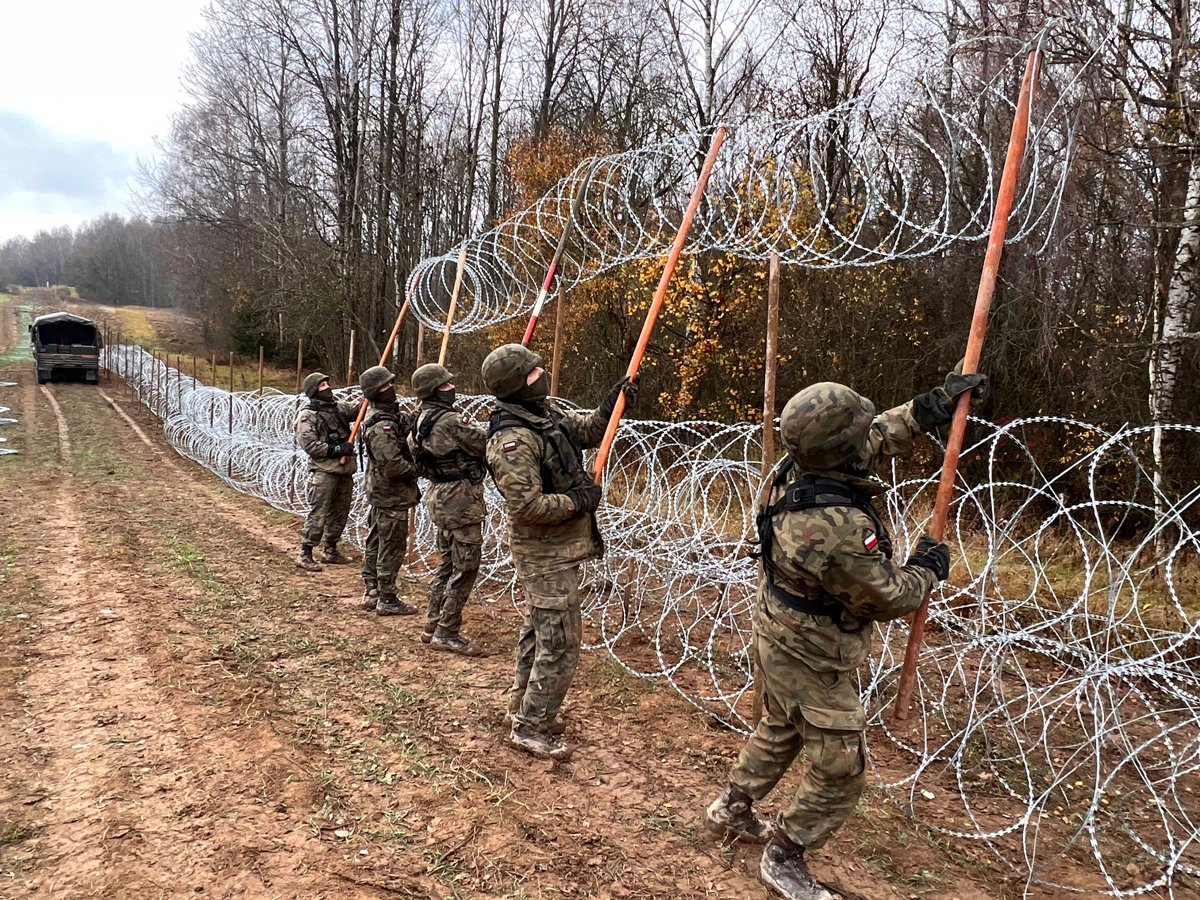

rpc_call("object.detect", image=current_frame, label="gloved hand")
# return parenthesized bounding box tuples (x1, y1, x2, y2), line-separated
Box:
(912, 368, 987, 430)
(328, 441, 354, 458)
(905, 535, 951, 581)
(601, 375, 641, 416)
(566, 484, 603, 514)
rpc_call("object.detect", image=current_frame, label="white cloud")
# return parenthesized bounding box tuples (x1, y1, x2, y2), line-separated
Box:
(0, 0, 207, 239)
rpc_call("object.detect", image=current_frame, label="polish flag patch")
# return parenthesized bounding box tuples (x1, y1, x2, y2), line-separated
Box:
(863, 533, 879, 551)
(503, 440, 519, 452)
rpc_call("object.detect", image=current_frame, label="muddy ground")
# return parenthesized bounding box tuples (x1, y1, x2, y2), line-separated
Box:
(0, 295, 1174, 900)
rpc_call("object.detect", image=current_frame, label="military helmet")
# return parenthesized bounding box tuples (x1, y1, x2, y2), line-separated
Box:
(779, 382, 876, 471)
(359, 365, 396, 400)
(411, 363, 454, 400)
(302, 371, 331, 398)
(481, 343, 542, 398)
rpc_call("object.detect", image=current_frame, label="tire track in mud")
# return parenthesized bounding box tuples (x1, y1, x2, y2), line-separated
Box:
(38, 386, 71, 462)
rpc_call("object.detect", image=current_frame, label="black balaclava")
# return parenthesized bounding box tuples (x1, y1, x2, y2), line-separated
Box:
(435, 387, 456, 406)
(375, 385, 397, 406)
(315, 386, 335, 403)
(511, 370, 549, 405)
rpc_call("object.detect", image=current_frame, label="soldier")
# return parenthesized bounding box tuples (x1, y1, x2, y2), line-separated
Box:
(358, 365, 420, 616)
(481, 343, 638, 760)
(704, 372, 983, 900)
(408, 363, 488, 655)
(295, 372, 359, 570)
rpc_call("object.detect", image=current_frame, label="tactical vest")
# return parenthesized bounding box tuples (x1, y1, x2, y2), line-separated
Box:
(488, 406, 591, 496)
(410, 406, 486, 484)
(756, 460, 891, 633)
(306, 399, 351, 443)
(361, 407, 414, 467)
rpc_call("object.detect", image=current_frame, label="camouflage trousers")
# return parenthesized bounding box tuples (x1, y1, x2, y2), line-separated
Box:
(361, 506, 410, 599)
(424, 522, 482, 639)
(509, 565, 582, 731)
(301, 471, 354, 548)
(729, 632, 867, 849)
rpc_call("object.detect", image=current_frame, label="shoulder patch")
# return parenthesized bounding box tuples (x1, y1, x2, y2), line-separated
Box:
(503, 440, 519, 452)
(382, 425, 393, 432)
(863, 532, 879, 551)
(462, 414, 472, 424)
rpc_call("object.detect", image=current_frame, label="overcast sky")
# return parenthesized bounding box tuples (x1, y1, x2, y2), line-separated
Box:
(0, 0, 208, 242)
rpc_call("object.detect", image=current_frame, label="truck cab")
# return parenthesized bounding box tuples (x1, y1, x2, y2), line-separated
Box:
(29, 312, 103, 384)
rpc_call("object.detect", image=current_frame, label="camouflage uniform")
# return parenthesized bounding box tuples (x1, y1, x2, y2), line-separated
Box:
(486, 397, 610, 731)
(707, 377, 968, 900)
(295, 379, 359, 557)
(731, 397, 937, 849)
(360, 396, 420, 610)
(408, 397, 488, 642)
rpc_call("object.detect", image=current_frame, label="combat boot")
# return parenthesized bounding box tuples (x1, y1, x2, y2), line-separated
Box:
(504, 711, 566, 735)
(509, 723, 571, 760)
(361, 586, 380, 611)
(420, 623, 436, 644)
(321, 543, 353, 565)
(759, 831, 835, 900)
(296, 544, 323, 571)
(375, 594, 416, 617)
(429, 633, 481, 656)
(705, 782, 774, 843)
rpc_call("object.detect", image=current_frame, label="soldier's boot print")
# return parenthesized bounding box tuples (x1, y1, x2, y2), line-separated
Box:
(429, 632, 481, 656)
(509, 723, 571, 760)
(759, 831, 835, 900)
(321, 542, 353, 565)
(375, 593, 417, 617)
(705, 783, 774, 843)
(296, 544, 323, 571)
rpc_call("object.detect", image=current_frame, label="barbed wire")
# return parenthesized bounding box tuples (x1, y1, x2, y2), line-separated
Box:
(407, 25, 1093, 334)
(105, 343, 1200, 897)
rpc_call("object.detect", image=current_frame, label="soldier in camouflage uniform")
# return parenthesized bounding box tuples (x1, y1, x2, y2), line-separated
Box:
(295, 372, 359, 570)
(481, 343, 638, 760)
(359, 365, 420, 616)
(408, 363, 488, 655)
(705, 372, 983, 900)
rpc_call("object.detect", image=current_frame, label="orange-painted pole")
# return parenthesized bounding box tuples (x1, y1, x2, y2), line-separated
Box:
(591, 126, 727, 483)
(892, 51, 1040, 722)
(522, 163, 594, 347)
(438, 246, 470, 367)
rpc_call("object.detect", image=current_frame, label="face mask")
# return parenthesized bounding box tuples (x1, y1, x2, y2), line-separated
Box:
(435, 388, 456, 406)
(375, 386, 397, 406)
(514, 370, 549, 403)
(315, 387, 335, 403)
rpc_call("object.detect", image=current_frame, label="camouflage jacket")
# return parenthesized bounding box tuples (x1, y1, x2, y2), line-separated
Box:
(296, 398, 360, 476)
(485, 399, 610, 577)
(756, 401, 938, 707)
(409, 399, 488, 530)
(362, 401, 420, 509)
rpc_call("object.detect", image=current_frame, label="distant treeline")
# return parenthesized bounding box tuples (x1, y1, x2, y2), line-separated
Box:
(0, 215, 172, 308)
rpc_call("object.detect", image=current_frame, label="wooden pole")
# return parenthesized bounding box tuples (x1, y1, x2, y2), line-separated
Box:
(228, 351, 235, 479)
(347, 329, 356, 385)
(415, 323, 424, 364)
(522, 163, 594, 347)
(438, 246, 470, 366)
(192, 353, 198, 389)
(345, 286, 415, 453)
(892, 51, 1041, 722)
(295, 337, 304, 392)
(257, 345, 265, 397)
(551, 291, 567, 397)
(592, 126, 728, 482)
(750, 251, 782, 725)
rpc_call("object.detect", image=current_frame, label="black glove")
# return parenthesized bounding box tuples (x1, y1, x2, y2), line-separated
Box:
(600, 375, 641, 417)
(905, 535, 951, 581)
(566, 484, 603, 514)
(328, 441, 354, 458)
(912, 371, 987, 430)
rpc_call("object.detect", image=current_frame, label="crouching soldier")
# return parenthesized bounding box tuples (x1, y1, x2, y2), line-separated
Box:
(704, 372, 983, 900)
(481, 343, 638, 760)
(358, 365, 420, 616)
(295, 372, 359, 570)
(408, 363, 488, 655)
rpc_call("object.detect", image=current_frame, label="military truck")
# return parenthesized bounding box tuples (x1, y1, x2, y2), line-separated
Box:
(29, 312, 103, 384)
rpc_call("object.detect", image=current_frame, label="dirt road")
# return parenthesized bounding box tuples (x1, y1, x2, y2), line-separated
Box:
(0, 296, 1048, 900)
